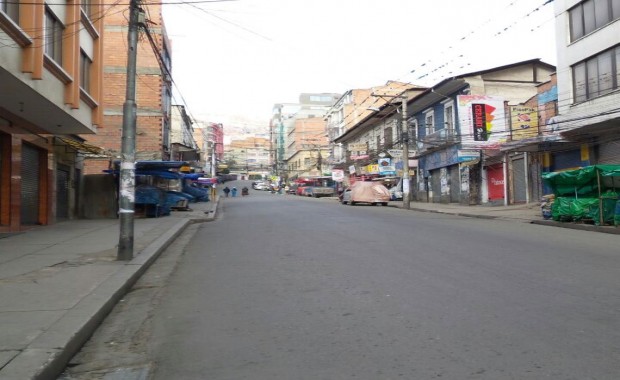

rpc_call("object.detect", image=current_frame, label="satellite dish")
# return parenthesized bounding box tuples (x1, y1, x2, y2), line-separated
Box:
(378, 152, 386, 158)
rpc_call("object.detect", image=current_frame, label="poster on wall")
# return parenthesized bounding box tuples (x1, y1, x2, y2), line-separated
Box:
(457, 95, 507, 149)
(510, 106, 539, 140)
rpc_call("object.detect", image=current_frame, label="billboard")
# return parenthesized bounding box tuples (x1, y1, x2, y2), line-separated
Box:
(510, 106, 539, 140)
(457, 95, 507, 149)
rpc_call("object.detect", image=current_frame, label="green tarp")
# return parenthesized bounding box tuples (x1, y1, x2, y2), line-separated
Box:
(542, 165, 620, 225)
(541, 165, 620, 197)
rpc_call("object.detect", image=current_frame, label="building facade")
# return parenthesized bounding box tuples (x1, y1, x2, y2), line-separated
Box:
(81, 0, 173, 175)
(170, 105, 199, 168)
(552, 0, 620, 167)
(325, 81, 417, 170)
(270, 93, 340, 179)
(413, 60, 555, 205)
(1, 0, 104, 230)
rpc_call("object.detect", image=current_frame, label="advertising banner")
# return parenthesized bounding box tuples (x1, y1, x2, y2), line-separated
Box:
(457, 95, 507, 149)
(332, 169, 345, 182)
(367, 164, 380, 174)
(378, 158, 396, 175)
(510, 106, 538, 140)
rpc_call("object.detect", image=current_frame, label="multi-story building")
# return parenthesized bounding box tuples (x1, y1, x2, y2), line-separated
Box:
(81, 0, 173, 174)
(325, 81, 423, 171)
(225, 137, 271, 176)
(270, 93, 340, 179)
(332, 85, 426, 182)
(552, 0, 620, 166)
(412, 59, 555, 205)
(286, 117, 330, 178)
(334, 60, 556, 205)
(194, 121, 224, 176)
(1, 0, 104, 230)
(170, 105, 199, 168)
(270, 103, 300, 175)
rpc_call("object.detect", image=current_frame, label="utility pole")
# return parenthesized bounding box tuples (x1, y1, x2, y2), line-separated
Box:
(117, 0, 140, 260)
(400, 96, 411, 209)
(210, 142, 217, 178)
(371, 92, 411, 209)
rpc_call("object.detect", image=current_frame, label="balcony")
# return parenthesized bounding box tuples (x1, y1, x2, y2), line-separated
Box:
(418, 128, 459, 153)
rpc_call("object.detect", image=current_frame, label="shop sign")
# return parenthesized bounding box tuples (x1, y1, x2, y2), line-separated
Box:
(387, 149, 403, 158)
(367, 164, 379, 174)
(457, 150, 480, 162)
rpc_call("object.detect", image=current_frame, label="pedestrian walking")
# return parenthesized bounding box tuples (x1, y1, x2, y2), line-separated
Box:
(223, 186, 230, 197)
(231, 187, 238, 197)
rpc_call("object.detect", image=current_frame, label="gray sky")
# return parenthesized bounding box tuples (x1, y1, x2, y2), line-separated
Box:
(162, 0, 557, 129)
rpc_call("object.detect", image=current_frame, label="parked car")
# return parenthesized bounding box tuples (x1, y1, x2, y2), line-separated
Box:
(296, 185, 310, 196)
(253, 181, 270, 191)
(287, 184, 298, 194)
(341, 181, 390, 206)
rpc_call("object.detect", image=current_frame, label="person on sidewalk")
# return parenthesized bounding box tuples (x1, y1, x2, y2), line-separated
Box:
(231, 187, 238, 197)
(223, 186, 230, 197)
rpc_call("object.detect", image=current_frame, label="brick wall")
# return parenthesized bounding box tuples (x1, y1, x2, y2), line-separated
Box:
(81, 0, 167, 174)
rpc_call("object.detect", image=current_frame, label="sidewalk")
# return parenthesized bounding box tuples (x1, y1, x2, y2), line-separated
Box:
(1, 196, 618, 379)
(391, 199, 620, 235)
(0, 197, 219, 380)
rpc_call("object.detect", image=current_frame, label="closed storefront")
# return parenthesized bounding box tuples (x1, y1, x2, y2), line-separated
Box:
(597, 140, 620, 164)
(512, 156, 526, 203)
(487, 164, 505, 203)
(449, 164, 460, 203)
(552, 149, 582, 171)
(21, 144, 41, 225)
(57, 164, 70, 219)
(430, 169, 441, 203)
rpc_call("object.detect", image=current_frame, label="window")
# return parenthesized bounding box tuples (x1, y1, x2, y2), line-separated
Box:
(569, 0, 620, 41)
(572, 45, 620, 102)
(444, 103, 454, 133)
(80, 50, 91, 92)
(1, 0, 19, 22)
(44, 7, 63, 64)
(425, 111, 434, 134)
(80, 0, 91, 19)
(384, 126, 393, 148)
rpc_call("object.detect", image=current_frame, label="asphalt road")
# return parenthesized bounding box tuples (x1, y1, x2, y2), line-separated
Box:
(145, 180, 620, 380)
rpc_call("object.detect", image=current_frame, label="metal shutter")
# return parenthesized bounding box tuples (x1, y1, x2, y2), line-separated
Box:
(449, 164, 460, 203)
(21, 144, 40, 225)
(57, 164, 70, 219)
(430, 169, 441, 202)
(598, 140, 620, 164)
(552, 149, 582, 170)
(513, 157, 526, 203)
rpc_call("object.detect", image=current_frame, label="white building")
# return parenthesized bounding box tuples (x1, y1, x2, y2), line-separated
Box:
(554, 0, 620, 164)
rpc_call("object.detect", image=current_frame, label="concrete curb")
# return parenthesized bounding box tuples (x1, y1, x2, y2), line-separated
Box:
(2, 219, 191, 380)
(531, 219, 620, 235)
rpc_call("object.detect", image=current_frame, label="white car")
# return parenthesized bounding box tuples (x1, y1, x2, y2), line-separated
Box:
(254, 182, 270, 191)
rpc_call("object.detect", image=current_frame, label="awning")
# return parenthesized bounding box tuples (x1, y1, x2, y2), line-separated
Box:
(56, 137, 106, 155)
